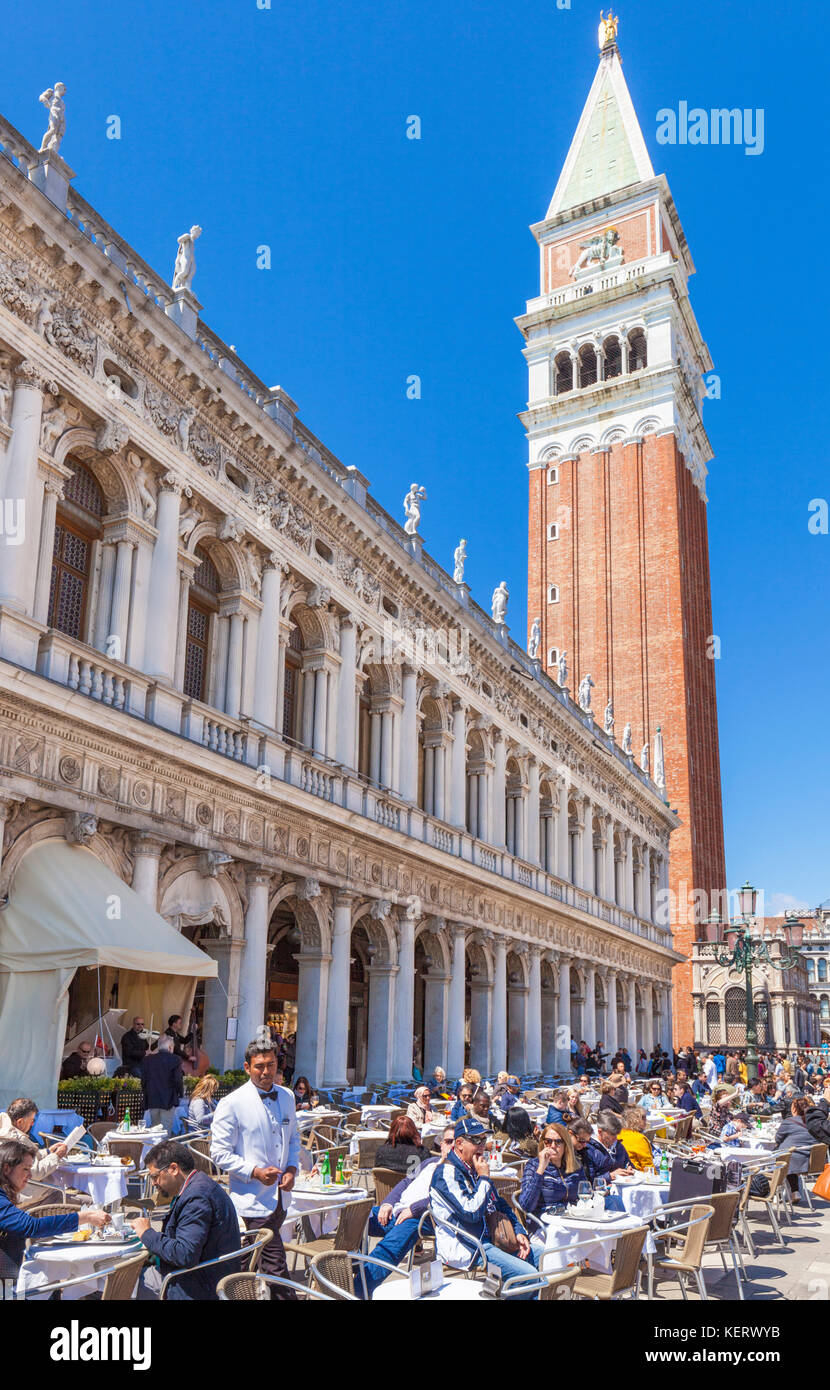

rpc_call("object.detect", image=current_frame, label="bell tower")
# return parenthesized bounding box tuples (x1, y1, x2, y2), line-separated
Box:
(519, 19, 727, 1044)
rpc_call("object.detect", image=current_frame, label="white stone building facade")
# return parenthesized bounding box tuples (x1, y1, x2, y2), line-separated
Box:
(0, 108, 678, 1087)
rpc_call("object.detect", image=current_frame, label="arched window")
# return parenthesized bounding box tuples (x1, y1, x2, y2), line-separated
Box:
(592, 815, 603, 896)
(706, 1000, 722, 1044)
(183, 546, 220, 703)
(505, 757, 524, 858)
(603, 334, 622, 379)
(807, 958, 815, 978)
(539, 780, 554, 872)
(48, 460, 104, 640)
(628, 329, 647, 372)
(820, 995, 829, 1021)
(578, 343, 598, 389)
(725, 986, 747, 1045)
(554, 352, 573, 395)
(282, 621, 304, 741)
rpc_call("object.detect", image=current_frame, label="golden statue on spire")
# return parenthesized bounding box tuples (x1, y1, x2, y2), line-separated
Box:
(598, 10, 619, 49)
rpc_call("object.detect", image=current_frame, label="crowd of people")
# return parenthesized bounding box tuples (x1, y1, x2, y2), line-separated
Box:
(3, 1033, 829, 1300)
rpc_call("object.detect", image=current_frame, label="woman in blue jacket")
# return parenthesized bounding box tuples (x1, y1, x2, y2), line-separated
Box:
(0, 1139, 108, 1277)
(519, 1123, 583, 1218)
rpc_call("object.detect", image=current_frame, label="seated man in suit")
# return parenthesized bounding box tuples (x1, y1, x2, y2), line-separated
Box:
(129, 1140, 241, 1299)
(211, 1034, 300, 1300)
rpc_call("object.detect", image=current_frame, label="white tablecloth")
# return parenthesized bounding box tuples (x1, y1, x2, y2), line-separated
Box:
(710, 1145, 775, 1165)
(538, 1211, 654, 1273)
(373, 1275, 485, 1301)
(102, 1128, 167, 1164)
(361, 1104, 399, 1125)
(610, 1177, 670, 1219)
(296, 1108, 342, 1133)
(18, 1238, 141, 1300)
(284, 1182, 369, 1239)
(348, 1129, 387, 1156)
(53, 1161, 128, 1207)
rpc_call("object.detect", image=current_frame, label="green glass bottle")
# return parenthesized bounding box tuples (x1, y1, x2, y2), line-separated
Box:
(123, 1108, 131, 1133)
(335, 1156, 344, 1184)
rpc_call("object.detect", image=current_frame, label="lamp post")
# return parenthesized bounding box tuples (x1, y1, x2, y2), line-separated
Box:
(704, 883, 803, 1083)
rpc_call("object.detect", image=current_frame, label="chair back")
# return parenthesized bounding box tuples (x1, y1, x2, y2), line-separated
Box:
(356, 1135, 384, 1169)
(808, 1142, 828, 1174)
(101, 1251, 147, 1300)
(19, 1182, 63, 1210)
(183, 1137, 218, 1175)
(105, 1139, 145, 1167)
(309, 1250, 356, 1299)
(607, 1225, 648, 1293)
(88, 1122, 115, 1143)
(333, 1197, 374, 1251)
(674, 1115, 694, 1141)
(25, 1201, 84, 1219)
(312, 1142, 349, 1173)
(372, 1166, 403, 1204)
(342, 1110, 362, 1129)
(540, 1268, 578, 1300)
(241, 1227, 274, 1270)
(676, 1203, 713, 1267)
(218, 1271, 332, 1301)
(491, 1173, 520, 1202)
(703, 1189, 740, 1242)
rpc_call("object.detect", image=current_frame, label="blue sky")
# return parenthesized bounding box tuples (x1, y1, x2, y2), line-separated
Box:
(6, 0, 826, 911)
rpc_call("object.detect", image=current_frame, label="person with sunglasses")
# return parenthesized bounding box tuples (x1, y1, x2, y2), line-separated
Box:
(358, 1126, 456, 1298)
(429, 1117, 540, 1295)
(640, 1081, 665, 1114)
(518, 1123, 582, 1217)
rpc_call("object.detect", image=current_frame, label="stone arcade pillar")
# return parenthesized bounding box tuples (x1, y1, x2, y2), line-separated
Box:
(449, 700, 467, 829)
(130, 833, 164, 909)
(446, 925, 467, 1080)
(0, 362, 49, 667)
(144, 473, 183, 684)
(252, 557, 284, 729)
(491, 936, 508, 1073)
(335, 616, 358, 768)
(234, 868, 272, 1067)
(556, 954, 572, 1073)
(582, 963, 597, 1048)
(525, 947, 543, 1074)
(322, 891, 353, 1086)
(392, 909, 416, 1081)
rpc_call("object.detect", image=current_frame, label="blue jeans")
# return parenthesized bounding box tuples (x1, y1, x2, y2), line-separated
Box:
(357, 1207, 423, 1298)
(477, 1240, 540, 1299)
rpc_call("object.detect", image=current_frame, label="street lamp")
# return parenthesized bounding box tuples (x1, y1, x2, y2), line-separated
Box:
(704, 883, 803, 1082)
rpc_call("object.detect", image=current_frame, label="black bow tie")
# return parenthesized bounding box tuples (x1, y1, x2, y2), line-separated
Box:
(260, 1089, 280, 1101)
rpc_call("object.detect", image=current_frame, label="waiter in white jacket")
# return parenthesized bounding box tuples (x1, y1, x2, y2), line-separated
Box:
(211, 1034, 300, 1298)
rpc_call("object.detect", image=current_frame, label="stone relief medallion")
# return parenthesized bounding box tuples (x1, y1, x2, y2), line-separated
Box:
(336, 850, 348, 872)
(296, 836, 310, 858)
(195, 801, 213, 827)
(97, 766, 120, 798)
(132, 781, 151, 807)
(58, 755, 81, 783)
(224, 809, 241, 837)
(248, 817, 263, 845)
(12, 735, 41, 773)
(166, 789, 185, 819)
(316, 843, 329, 865)
(272, 825, 289, 852)
(370, 863, 381, 883)
(429, 883, 438, 901)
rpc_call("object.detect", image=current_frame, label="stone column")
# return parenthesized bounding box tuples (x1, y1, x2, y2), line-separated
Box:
(92, 543, 116, 652)
(366, 965, 396, 1082)
(33, 479, 63, 624)
(380, 708, 394, 787)
(556, 955, 572, 1073)
(224, 610, 245, 719)
(492, 731, 506, 848)
(449, 700, 467, 828)
(172, 567, 190, 690)
(507, 979, 528, 1076)
(582, 963, 597, 1047)
(0, 362, 47, 618)
(526, 947, 543, 1073)
(556, 780, 570, 879)
(322, 891, 353, 1086)
(624, 831, 635, 911)
(392, 909, 416, 1080)
(605, 970, 619, 1057)
(423, 971, 449, 1077)
(126, 532, 155, 671)
(369, 708, 382, 785)
(491, 935, 508, 1072)
(447, 925, 467, 1079)
(252, 558, 283, 728)
(541, 957, 558, 1074)
(294, 946, 330, 1084)
(312, 665, 328, 756)
(624, 976, 637, 1055)
(144, 473, 183, 682)
(234, 868, 272, 1067)
(469, 979, 491, 1076)
(603, 820, 615, 903)
(433, 740, 446, 821)
(662, 984, 674, 1055)
(335, 615, 358, 767)
(399, 665, 418, 803)
(581, 798, 594, 893)
(202, 936, 242, 1073)
(108, 540, 135, 662)
(129, 833, 164, 908)
(527, 758, 540, 865)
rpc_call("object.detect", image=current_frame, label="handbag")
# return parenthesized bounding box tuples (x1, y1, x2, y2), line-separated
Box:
(811, 1164, 830, 1202)
(486, 1209, 520, 1254)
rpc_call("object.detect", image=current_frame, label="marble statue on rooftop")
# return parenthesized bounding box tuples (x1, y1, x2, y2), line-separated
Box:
(491, 581, 509, 625)
(604, 699, 614, 735)
(578, 673, 594, 712)
(640, 743, 650, 775)
(453, 538, 467, 583)
(172, 225, 203, 292)
(403, 483, 427, 536)
(622, 722, 632, 755)
(557, 650, 568, 688)
(528, 617, 541, 660)
(38, 83, 67, 155)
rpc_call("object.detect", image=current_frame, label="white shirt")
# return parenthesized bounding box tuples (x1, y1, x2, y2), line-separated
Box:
(702, 1057, 717, 1089)
(392, 1156, 441, 1217)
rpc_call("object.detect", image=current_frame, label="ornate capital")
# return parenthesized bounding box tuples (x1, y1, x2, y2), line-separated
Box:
(14, 359, 48, 392)
(297, 877, 321, 900)
(132, 831, 166, 859)
(160, 470, 186, 496)
(65, 811, 97, 845)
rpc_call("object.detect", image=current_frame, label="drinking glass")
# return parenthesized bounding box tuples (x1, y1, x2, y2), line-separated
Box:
(578, 1181, 592, 1207)
(593, 1176, 607, 1198)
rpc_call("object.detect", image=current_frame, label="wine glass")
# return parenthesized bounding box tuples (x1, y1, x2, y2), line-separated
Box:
(578, 1181, 592, 1207)
(593, 1176, 608, 1198)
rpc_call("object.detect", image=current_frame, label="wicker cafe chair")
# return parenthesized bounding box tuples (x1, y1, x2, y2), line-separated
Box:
(24, 1201, 85, 1220)
(645, 1203, 714, 1301)
(741, 1160, 790, 1248)
(571, 1224, 649, 1301)
(501, 1267, 579, 1300)
(354, 1134, 384, 1171)
(183, 1136, 224, 1180)
(798, 1143, 828, 1211)
(88, 1122, 116, 1144)
(158, 1227, 273, 1299)
(310, 1249, 413, 1301)
(104, 1138, 145, 1168)
(283, 1197, 374, 1274)
(309, 1141, 349, 1173)
(697, 1189, 746, 1300)
(372, 1166, 403, 1204)
(218, 1271, 333, 1301)
(19, 1182, 65, 1210)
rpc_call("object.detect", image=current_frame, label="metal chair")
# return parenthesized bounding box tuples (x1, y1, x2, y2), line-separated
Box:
(372, 1166, 403, 1204)
(16, 1250, 148, 1301)
(283, 1197, 374, 1274)
(310, 1249, 412, 1300)
(741, 1161, 789, 1249)
(158, 1227, 272, 1299)
(645, 1203, 714, 1300)
(218, 1271, 332, 1300)
(23, 1201, 84, 1219)
(88, 1122, 117, 1144)
(799, 1143, 828, 1211)
(571, 1224, 649, 1301)
(104, 1138, 145, 1168)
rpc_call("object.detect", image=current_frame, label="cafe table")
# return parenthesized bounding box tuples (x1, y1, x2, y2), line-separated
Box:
(283, 1177, 370, 1240)
(101, 1126, 168, 1164)
(372, 1275, 486, 1302)
(348, 1128, 387, 1156)
(538, 1208, 655, 1274)
(296, 1107, 342, 1133)
(609, 1175, 670, 1220)
(361, 1103, 400, 1126)
(17, 1234, 144, 1300)
(52, 1156, 129, 1207)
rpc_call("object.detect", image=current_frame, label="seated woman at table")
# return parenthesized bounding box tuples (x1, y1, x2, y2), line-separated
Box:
(566, 1088, 584, 1119)
(373, 1116, 429, 1175)
(775, 1098, 815, 1197)
(0, 1098, 68, 1182)
(618, 1107, 654, 1172)
(406, 1085, 436, 1128)
(596, 1080, 626, 1118)
(0, 1139, 108, 1278)
(502, 1106, 537, 1158)
(188, 1075, 219, 1130)
(292, 1076, 318, 1112)
(429, 1066, 451, 1100)
(672, 1081, 702, 1121)
(639, 1080, 665, 1114)
(544, 1088, 575, 1126)
(519, 1123, 582, 1217)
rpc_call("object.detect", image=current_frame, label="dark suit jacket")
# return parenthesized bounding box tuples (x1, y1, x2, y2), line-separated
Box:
(140, 1170, 241, 1299)
(141, 1050, 183, 1110)
(121, 1029, 148, 1072)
